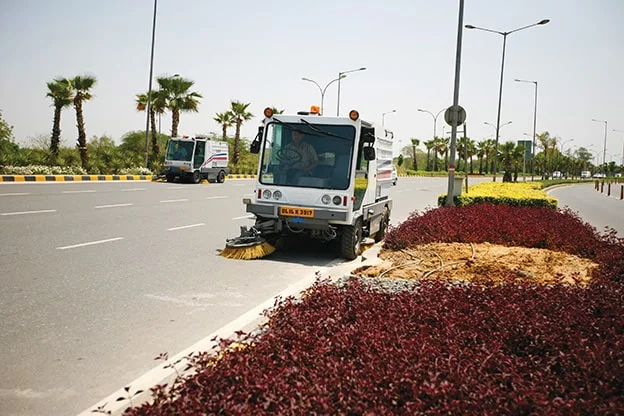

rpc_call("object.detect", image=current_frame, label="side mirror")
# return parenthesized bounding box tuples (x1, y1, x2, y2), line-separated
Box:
(360, 126, 376, 144)
(363, 146, 376, 161)
(249, 126, 263, 154)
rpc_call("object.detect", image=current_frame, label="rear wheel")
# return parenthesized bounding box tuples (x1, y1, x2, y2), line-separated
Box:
(374, 207, 390, 242)
(192, 171, 201, 184)
(340, 218, 363, 260)
(217, 170, 226, 183)
(166, 174, 175, 183)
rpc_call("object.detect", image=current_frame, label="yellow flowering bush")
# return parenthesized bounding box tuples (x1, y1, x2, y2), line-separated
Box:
(439, 181, 557, 208)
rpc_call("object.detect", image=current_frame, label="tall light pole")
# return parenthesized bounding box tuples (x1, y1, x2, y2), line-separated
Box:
(301, 76, 344, 115)
(613, 129, 624, 166)
(382, 109, 396, 130)
(336, 67, 367, 116)
(559, 138, 574, 153)
(592, 118, 608, 175)
(144, 0, 158, 168)
(465, 18, 550, 181)
(417, 108, 446, 139)
(514, 79, 538, 180)
(484, 120, 512, 136)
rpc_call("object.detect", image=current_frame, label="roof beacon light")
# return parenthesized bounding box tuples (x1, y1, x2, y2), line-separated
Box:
(349, 110, 359, 121)
(310, 105, 320, 115)
(263, 107, 274, 118)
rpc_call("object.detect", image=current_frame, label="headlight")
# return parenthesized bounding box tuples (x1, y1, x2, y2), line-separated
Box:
(321, 194, 331, 204)
(332, 195, 342, 205)
(273, 190, 282, 200)
(262, 190, 272, 199)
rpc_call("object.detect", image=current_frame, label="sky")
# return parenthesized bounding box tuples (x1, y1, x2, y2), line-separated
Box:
(1, 0, 623, 165)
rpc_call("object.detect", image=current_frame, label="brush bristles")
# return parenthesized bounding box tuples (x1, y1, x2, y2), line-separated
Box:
(219, 242, 276, 260)
(360, 242, 376, 253)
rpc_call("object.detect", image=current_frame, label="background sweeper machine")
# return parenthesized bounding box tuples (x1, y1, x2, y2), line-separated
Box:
(221, 107, 394, 260)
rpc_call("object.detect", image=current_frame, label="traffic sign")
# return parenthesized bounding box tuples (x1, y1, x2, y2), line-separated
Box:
(444, 105, 466, 127)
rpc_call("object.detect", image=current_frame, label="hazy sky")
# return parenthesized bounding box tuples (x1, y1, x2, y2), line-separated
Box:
(1, 0, 623, 164)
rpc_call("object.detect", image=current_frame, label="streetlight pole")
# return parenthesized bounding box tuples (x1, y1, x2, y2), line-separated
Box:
(144, 0, 158, 168)
(613, 129, 624, 166)
(514, 79, 538, 181)
(465, 18, 550, 181)
(301, 76, 344, 116)
(336, 67, 367, 116)
(592, 118, 608, 176)
(382, 110, 397, 130)
(417, 108, 446, 139)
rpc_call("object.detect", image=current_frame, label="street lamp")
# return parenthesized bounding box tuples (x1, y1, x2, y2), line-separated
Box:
(465, 18, 550, 181)
(514, 78, 538, 180)
(417, 108, 446, 139)
(484, 120, 511, 136)
(382, 109, 397, 130)
(591, 118, 608, 175)
(613, 129, 624, 166)
(144, 0, 158, 168)
(301, 75, 345, 116)
(336, 67, 367, 116)
(559, 138, 574, 153)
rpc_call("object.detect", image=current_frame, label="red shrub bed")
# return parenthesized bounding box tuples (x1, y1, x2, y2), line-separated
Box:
(123, 205, 624, 415)
(384, 204, 624, 283)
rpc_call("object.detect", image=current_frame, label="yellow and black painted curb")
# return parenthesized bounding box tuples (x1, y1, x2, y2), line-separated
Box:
(0, 175, 153, 182)
(227, 174, 257, 179)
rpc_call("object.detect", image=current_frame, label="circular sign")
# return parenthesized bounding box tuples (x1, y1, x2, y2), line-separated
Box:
(444, 105, 466, 126)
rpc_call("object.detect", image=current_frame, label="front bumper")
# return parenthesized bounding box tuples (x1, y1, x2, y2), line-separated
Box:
(246, 202, 349, 223)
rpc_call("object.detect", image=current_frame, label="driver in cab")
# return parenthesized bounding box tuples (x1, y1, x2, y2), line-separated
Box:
(281, 130, 319, 183)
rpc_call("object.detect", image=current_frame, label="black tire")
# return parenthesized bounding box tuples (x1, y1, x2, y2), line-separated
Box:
(166, 174, 175, 183)
(374, 207, 390, 243)
(217, 170, 226, 183)
(340, 218, 363, 260)
(192, 171, 201, 184)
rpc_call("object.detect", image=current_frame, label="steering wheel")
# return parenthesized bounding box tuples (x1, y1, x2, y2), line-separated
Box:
(276, 148, 302, 165)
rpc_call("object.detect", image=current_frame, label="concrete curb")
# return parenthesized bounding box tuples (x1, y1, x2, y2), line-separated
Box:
(78, 244, 383, 416)
(0, 174, 153, 182)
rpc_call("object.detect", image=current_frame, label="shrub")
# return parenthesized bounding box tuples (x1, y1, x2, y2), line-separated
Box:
(0, 164, 87, 175)
(439, 181, 557, 208)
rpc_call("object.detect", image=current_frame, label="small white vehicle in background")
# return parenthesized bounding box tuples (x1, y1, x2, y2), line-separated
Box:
(163, 136, 229, 183)
(391, 165, 398, 186)
(581, 171, 591, 178)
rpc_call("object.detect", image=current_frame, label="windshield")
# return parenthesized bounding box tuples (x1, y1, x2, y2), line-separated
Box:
(259, 122, 356, 189)
(165, 140, 194, 162)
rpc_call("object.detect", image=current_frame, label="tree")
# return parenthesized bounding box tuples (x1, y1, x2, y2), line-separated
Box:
(157, 75, 202, 138)
(397, 154, 404, 167)
(499, 141, 516, 182)
(46, 78, 73, 160)
(213, 111, 234, 141)
(410, 138, 420, 171)
(424, 139, 435, 171)
(136, 89, 167, 164)
(64, 75, 97, 170)
(0, 110, 18, 166)
(229, 100, 254, 165)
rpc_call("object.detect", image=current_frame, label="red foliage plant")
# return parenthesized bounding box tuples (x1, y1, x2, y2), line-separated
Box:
(123, 204, 624, 415)
(384, 204, 624, 283)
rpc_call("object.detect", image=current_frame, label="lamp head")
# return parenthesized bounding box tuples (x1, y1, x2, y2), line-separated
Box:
(465, 24, 476, 29)
(538, 19, 550, 25)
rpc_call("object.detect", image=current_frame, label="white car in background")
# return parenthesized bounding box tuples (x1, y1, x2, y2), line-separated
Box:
(391, 165, 398, 186)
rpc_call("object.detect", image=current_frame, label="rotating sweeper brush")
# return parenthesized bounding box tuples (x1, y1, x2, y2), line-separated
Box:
(219, 226, 276, 260)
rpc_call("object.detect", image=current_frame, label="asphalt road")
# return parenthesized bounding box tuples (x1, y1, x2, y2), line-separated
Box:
(2, 177, 618, 416)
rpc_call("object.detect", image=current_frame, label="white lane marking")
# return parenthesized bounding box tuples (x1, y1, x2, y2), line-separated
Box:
(167, 223, 205, 231)
(160, 199, 189, 203)
(122, 188, 146, 192)
(56, 237, 124, 250)
(232, 184, 247, 187)
(0, 192, 30, 196)
(95, 203, 133, 209)
(1, 209, 56, 216)
(206, 196, 228, 200)
(166, 186, 186, 190)
(63, 190, 96, 194)
(232, 215, 254, 220)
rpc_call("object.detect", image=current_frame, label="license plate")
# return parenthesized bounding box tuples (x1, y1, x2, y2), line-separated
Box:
(279, 206, 314, 218)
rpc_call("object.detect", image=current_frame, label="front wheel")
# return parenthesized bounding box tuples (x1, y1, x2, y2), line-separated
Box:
(192, 171, 201, 184)
(340, 218, 363, 260)
(217, 170, 226, 183)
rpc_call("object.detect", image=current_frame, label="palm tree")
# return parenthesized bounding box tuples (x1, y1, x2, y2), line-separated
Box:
(67, 75, 97, 170)
(157, 75, 202, 137)
(424, 140, 435, 171)
(230, 100, 254, 165)
(213, 111, 235, 141)
(270, 107, 284, 115)
(136, 89, 167, 162)
(46, 78, 73, 160)
(410, 138, 420, 170)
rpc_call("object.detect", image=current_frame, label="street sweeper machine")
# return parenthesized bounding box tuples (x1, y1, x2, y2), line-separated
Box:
(221, 107, 394, 260)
